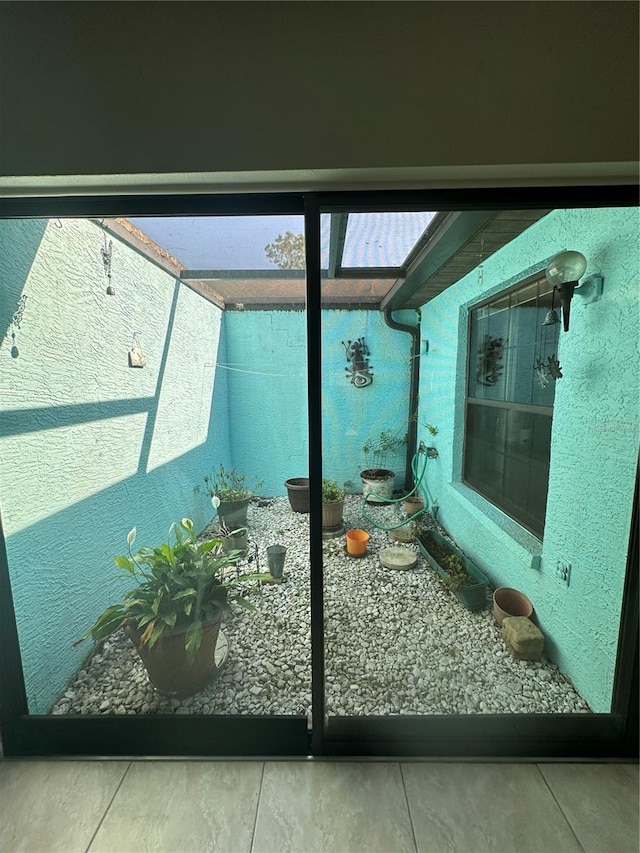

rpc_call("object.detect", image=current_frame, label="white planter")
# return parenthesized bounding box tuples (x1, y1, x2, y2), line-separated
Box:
(360, 468, 395, 503)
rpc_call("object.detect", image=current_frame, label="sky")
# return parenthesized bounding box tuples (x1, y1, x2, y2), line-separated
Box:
(128, 212, 436, 271)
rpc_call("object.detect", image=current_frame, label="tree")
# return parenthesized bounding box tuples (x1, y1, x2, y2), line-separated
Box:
(264, 231, 305, 269)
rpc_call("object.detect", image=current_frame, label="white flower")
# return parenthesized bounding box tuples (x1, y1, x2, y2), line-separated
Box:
(211, 495, 221, 510)
(126, 527, 137, 547)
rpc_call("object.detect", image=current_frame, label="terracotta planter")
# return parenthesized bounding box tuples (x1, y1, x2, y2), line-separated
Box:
(346, 528, 370, 555)
(322, 500, 344, 537)
(403, 495, 425, 516)
(493, 587, 533, 626)
(285, 478, 310, 513)
(360, 468, 395, 503)
(124, 615, 222, 698)
(218, 496, 251, 529)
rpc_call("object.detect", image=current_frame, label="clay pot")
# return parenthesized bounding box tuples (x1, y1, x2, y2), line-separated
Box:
(124, 614, 222, 698)
(346, 528, 370, 556)
(403, 495, 425, 516)
(493, 587, 533, 625)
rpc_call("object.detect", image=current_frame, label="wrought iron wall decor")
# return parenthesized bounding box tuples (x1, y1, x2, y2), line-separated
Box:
(476, 335, 506, 386)
(8, 294, 27, 359)
(342, 337, 373, 388)
(533, 286, 562, 388)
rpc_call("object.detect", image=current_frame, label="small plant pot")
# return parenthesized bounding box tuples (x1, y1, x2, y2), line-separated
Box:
(346, 528, 370, 556)
(221, 528, 248, 554)
(360, 469, 395, 503)
(218, 497, 251, 529)
(322, 500, 345, 537)
(493, 587, 533, 626)
(266, 544, 287, 578)
(285, 478, 310, 513)
(403, 495, 425, 516)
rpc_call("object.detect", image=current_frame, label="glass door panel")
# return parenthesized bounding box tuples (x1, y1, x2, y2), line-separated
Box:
(0, 213, 311, 729)
(320, 204, 638, 731)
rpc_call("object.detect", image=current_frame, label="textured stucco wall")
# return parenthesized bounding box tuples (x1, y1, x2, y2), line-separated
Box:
(0, 219, 230, 713)
(223, 309, 413, 495)
(418, 206, 639, 712)
(321, 310, 413, 489)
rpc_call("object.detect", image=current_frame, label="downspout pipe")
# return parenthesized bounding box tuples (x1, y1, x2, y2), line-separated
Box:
(383, 307, 420, 491)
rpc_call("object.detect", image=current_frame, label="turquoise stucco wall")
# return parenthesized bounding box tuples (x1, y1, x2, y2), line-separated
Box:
(1, 221, 413, 713)
(321, 310, 413, 488)
(417, 206, 639, 712)
(223, 308, 413, 495)
(0, 219, 230, 713)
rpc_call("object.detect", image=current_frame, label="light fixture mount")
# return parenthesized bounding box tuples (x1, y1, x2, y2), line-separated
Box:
(544, 250, 602, 332)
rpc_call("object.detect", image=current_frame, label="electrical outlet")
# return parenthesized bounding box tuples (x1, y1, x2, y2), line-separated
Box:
(556, 560, 571, 586)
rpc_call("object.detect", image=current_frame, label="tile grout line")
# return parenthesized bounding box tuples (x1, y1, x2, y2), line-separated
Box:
(83, 760, 132, 853)
(249, 761, 266, 853)
(535, 764, 586, 853)
(399, 762, 420, 853)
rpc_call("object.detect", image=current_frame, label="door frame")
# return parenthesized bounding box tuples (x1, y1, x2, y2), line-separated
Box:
(0, 185, 637, 759)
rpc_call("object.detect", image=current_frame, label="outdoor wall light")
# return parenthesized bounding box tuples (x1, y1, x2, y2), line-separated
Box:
(544, 250, 603, 332)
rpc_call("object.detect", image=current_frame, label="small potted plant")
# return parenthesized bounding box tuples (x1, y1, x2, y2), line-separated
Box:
(417, 525, 488, 611)
(321, 478, 353, 537)
(360, 430, 407, 502)
(196, 465, 264, 529)
(75, 519, 270, 697)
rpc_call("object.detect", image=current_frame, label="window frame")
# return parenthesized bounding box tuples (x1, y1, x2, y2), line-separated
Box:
(462, 271, 558, 539)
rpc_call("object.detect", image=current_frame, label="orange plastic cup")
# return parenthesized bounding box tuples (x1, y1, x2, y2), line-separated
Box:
(346, 528, 370, 556)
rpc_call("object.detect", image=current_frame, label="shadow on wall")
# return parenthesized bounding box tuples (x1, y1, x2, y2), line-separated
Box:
(0, 219, 48, 341)
(3, 319, 232, 715)
(1, 257, 232, 715)
(4, 434, 227, 716)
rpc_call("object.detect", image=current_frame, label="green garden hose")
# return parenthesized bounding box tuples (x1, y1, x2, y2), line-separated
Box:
(359, 446, 435, 531)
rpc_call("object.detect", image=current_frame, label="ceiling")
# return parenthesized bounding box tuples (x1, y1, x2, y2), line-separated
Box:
(106, 209, 550, 310)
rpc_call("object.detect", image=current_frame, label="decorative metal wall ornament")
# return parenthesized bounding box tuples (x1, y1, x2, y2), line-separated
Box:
(342, 337, 373, 388)
(8, 294, 27, 358)
(128, 332, 146, 368)
(533, 354, 563, 388)
(476, 335, 507, 386)
(546, 353, 563, 379)
(101, 234, 116, 295)
(533, 286, 562, 388)
(534, 358, 550, 389)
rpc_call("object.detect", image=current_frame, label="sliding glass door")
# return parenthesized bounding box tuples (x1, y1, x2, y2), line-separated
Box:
(0, 187, 637, 758)
(0, 201, 310, 755)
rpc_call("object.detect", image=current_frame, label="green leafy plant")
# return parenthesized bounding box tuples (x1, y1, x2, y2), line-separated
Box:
(362, 430, 407, 470)
(440, 553, 474, 594)
(264, 231, 305, 269)
(321, 478, 353, 503)
(75, 519, 270, 664)
(195, 465, 264, 502)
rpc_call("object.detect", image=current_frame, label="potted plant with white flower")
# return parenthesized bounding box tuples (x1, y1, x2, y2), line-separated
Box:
(75, 519, 269, 697)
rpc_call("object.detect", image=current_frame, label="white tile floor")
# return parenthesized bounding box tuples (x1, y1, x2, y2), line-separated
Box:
(0, 759, 637, 853)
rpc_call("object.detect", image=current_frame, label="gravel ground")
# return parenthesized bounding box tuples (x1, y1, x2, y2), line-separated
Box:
(50, 496, 591, 717)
